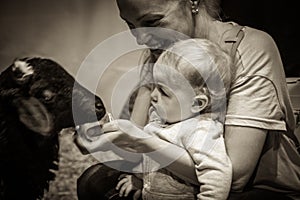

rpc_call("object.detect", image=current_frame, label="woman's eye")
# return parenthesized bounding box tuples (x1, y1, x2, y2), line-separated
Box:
(144, 18, 161, 27)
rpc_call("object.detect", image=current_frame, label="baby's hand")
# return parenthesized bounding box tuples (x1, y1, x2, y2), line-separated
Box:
(116, 174, 142, 199)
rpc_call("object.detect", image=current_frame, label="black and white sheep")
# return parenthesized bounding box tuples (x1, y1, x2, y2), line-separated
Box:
(0, 57, 106, 200)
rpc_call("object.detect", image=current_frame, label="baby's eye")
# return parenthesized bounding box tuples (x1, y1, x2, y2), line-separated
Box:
(158, 86, 169, 97)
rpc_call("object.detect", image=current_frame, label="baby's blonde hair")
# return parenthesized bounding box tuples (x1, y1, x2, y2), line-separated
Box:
(156, 39, 232, 120)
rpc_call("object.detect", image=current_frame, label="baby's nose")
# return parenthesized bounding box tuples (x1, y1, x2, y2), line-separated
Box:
(150, 87, 159, 102)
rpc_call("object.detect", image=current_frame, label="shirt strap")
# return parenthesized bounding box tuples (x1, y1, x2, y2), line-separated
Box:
(219, 24, 245, 61)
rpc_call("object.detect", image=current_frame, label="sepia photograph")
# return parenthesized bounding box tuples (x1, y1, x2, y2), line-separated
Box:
(0, 0, 299, 199)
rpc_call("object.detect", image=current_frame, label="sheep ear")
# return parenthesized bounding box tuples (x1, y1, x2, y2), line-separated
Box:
(14, 97, 53, 136)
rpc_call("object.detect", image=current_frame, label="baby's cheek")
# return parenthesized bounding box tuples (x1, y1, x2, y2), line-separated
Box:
(166, 107, 182, 123)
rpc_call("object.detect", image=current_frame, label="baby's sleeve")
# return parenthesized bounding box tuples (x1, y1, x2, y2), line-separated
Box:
(182, 122, 232, 200)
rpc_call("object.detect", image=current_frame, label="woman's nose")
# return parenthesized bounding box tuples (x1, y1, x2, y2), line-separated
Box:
(132, 28, 152, 45)
(150, 87, 158, 102)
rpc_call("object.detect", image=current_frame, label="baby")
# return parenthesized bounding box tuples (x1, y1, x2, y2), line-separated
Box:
(118, 38, 233, 200)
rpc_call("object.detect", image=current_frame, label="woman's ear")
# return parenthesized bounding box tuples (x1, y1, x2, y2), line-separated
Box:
(191, 94, 209, 113)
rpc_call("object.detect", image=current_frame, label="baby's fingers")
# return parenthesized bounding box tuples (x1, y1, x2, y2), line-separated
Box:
(133, 189, 142, 200)
(116, 174, 129, 190)
(118, 173, 129, 180)
(119, 182, 132, 197)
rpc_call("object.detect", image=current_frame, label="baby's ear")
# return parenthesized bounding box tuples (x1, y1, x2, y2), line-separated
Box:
(191, 94, 209, 113)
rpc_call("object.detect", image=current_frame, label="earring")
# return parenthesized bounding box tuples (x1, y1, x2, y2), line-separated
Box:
(190, 0, 199, 15)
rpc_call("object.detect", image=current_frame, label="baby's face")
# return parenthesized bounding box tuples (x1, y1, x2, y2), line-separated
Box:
(151, 63, 196, 124)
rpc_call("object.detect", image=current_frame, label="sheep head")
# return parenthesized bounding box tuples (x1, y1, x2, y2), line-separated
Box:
(0, 57, 106, 137)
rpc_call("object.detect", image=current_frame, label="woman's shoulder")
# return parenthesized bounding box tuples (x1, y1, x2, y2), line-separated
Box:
(229, 23, 283, 73)
(221, 21, 277, 51)
(218, 22, 279, 58)
(240, 25, 278, 54)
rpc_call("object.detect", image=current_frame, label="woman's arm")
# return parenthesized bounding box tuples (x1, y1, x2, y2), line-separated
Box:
(143, 125, 268, 190)
(142, 125, 268, 191)
(224, 125, 267, 192)
(130, 86, 152, 127)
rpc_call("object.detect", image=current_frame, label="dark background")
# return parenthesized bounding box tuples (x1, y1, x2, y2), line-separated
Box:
(222, 0, 300, 77)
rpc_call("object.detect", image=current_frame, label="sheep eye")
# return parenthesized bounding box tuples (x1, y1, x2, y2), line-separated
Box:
(42, 89, 55, 101)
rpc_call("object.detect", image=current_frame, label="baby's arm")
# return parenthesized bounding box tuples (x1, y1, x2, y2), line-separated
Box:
(194, 136, 232, 200)
(182, 123, 232, 200)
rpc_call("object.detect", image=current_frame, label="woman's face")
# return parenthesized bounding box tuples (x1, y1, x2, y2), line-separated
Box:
(116, 0, 194, 51)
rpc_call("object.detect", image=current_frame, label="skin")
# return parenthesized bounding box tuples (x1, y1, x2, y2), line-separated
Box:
(116, 174, 142, 198)
(116, 0, 194, 57)
(150, 63, 204, 124)
(225, 126, 267, 191)
(76, 0, 268, 193)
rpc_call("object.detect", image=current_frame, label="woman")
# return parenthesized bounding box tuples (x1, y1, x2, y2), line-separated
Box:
(76, 0, 300, 199)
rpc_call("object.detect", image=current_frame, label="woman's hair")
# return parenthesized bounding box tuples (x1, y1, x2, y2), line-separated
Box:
(178, 0, 222, 19)
(138, 0, 224, 76)
(156, 38, 232, 119)
(198, 0, 222, 19)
